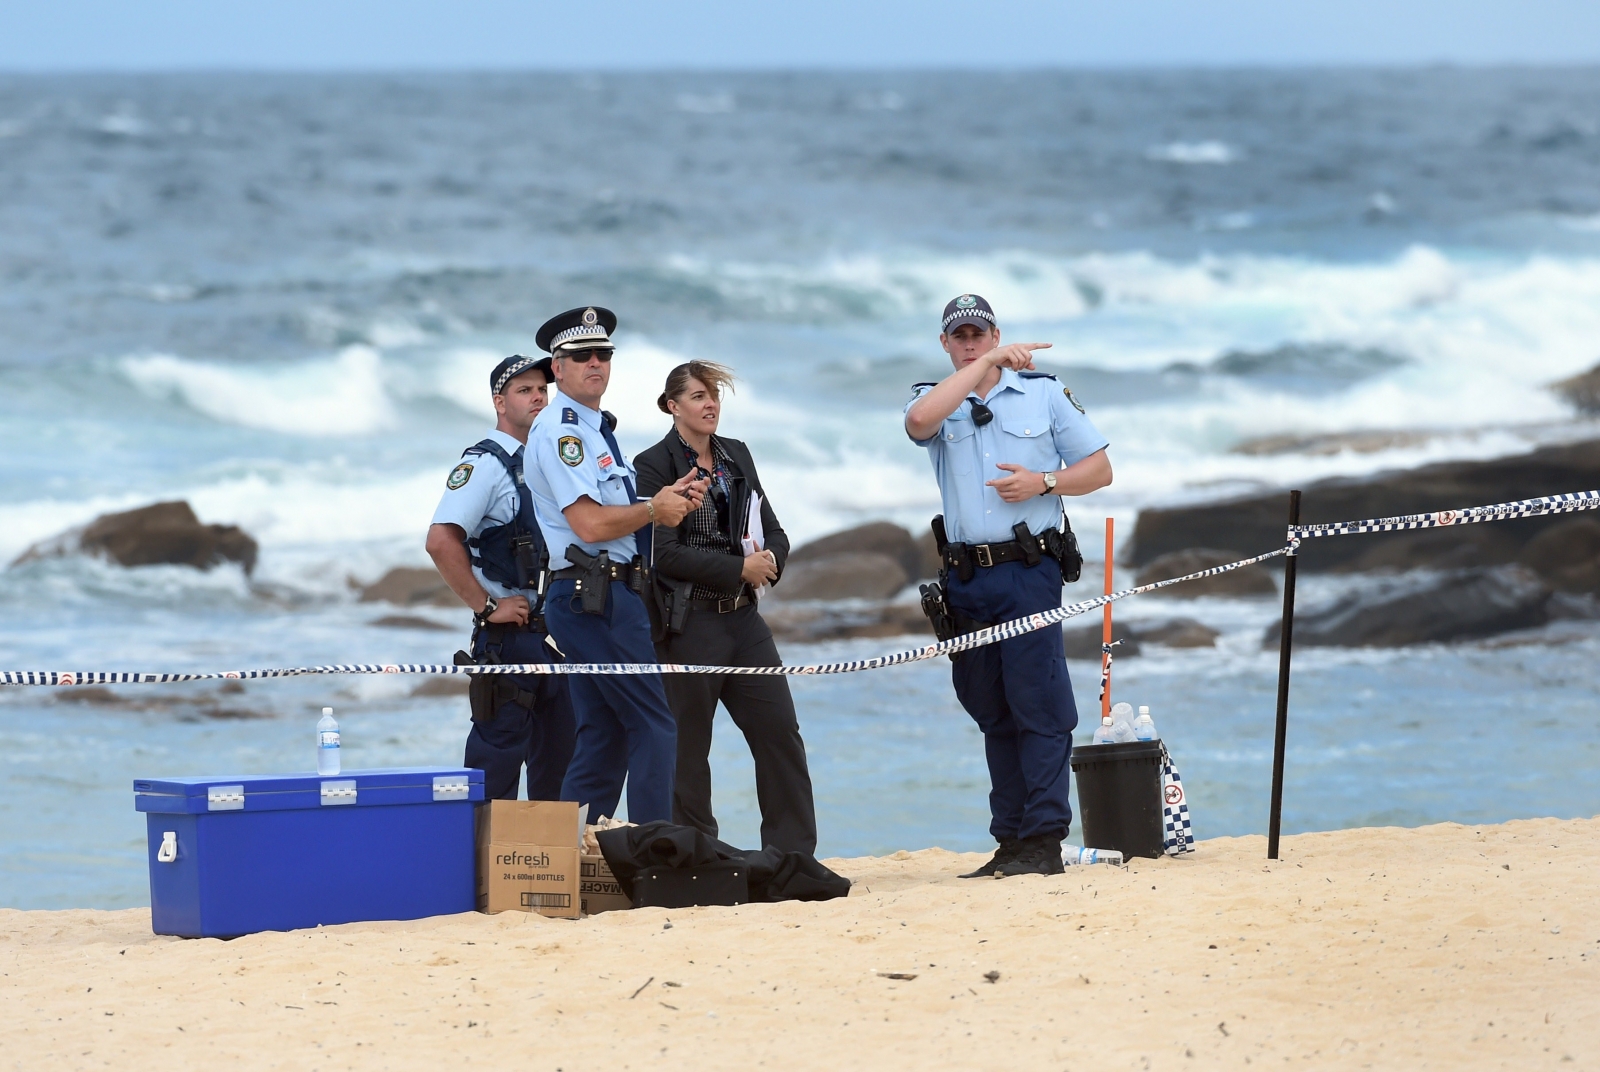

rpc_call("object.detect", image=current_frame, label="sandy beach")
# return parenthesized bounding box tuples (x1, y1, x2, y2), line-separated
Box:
(2, 818, 1596, 1071)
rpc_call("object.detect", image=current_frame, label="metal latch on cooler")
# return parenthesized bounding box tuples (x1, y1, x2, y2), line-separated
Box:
(207, 785, 245, 811)
(319, 780, 358, 806)
(432, 775, 470, 801)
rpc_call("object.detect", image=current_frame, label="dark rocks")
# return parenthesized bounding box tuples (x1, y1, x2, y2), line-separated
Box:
(358, 567, 456, 607)
(1263, 565, 1552, 648)
(1063, 620, 1140, 660)
(1062, 616, 1220, 659)
(774, 552, 909, 602)
(52, 683, 272, 719)
(1519, 517, 1600, 594)
(12, 501, 258, 574)
(785, 522, 934, 596)
(1551, 362, 1600, 415)
(411, 677, 470, 697)
(1134, 548, 1277, 597)
(1134, 618, 1221, 648)
(369, 614, 453, 631)
(762, 600, 931, 643)
(1131, 438, 1600, 572)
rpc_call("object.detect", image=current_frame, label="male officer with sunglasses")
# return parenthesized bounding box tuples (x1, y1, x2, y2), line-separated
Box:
(904, 294, 1112, 877)
(523, 306, 707, 825)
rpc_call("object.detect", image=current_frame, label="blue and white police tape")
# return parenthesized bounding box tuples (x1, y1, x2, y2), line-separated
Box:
(5, 484, 1597, 687)
(0, 544, 1294, 685)
(1288, 488, 1600, 544)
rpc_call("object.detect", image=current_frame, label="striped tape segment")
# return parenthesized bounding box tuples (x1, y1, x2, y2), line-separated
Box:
(1288, 489, 1600, 543)
(0, 546, 1293, 685)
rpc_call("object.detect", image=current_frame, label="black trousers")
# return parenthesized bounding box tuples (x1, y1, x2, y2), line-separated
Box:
(463, 624, 575, 801)
(657, 602, 817, 855)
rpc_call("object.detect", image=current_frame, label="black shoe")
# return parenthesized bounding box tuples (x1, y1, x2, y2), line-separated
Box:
(997, 835, 1065, 877)
(958, 838, 1021, 879)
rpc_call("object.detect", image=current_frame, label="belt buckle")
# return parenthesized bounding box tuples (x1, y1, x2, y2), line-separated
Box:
(716, 597, 735, 613)
(973, 544, 994, 569)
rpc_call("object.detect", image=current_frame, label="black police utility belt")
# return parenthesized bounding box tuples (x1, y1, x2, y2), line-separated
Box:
(461, 439, 549, 608)
(918, 513, 1084, 659)
(553, 545, 646, 616)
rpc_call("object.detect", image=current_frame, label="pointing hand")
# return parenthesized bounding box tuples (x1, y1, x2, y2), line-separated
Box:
(986, 463, 1046, 503)
(984, 342, 1051, 372)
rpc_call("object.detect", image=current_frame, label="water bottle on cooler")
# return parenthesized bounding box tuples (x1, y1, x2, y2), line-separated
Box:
(1092, 714, 1116, 745)
(1110, 702, 1137, 743)
(316, 707, 341, 775)
(1133, 705, 1159, 741)
(1063, 846, 1125, 867)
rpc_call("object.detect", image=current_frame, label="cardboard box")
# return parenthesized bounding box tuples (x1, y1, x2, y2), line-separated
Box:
(579, 853, 632, 915)
(476, 800, 582, 919)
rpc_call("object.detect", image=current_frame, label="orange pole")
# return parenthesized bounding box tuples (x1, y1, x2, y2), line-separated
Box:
(1100, 517, 1114, 721)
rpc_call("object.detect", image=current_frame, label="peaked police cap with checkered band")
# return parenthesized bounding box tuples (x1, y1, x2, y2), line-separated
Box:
(535, 306, 618, 355)
(942, 293, 997, 333)
(489, 353, 555, 395)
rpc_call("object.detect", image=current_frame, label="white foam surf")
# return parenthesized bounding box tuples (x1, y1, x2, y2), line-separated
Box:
(120, 346, 398, 436)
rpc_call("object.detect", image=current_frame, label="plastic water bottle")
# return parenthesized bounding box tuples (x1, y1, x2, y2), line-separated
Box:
(1110, 702, 1137, 743)
(1063, 846, 1125, 866)
(316, 707, 341, 776)
(1133, 705, 1159, 741)
(1092, 715, 1116, 745)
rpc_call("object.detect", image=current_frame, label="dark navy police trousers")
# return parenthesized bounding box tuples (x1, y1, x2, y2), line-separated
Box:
(946, 559, 1080, 841)
(464, 625, 575, 801)
(544, 578, 677, 824)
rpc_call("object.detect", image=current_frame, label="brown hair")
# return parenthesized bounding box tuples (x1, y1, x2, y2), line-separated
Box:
(657, 361, 737, 414)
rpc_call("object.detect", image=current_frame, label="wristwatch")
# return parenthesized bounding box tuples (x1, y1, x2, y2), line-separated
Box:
(476, 595, 499, 625)
(1040, 471, 1058, 496)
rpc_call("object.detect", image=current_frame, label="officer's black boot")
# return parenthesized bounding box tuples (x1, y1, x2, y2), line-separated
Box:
(997, 834, 1066, 877)
(958, 837, 1021, 879)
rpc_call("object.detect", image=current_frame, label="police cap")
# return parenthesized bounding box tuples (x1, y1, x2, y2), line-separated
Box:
(490, 354, 555, 395)
(536, 306, 618, 355)
(941, 293, 997, 334)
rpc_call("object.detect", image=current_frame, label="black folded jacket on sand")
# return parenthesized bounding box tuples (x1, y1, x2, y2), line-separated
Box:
(596, 821, 851, 905)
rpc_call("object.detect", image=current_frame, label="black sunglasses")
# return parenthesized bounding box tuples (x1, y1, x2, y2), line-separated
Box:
(969, 401, 994, 427)
(561, 349, 613, 364)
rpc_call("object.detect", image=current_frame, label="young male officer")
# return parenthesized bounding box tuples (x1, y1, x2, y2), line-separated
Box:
(522, 306, 707, 824)
(426, 354, 575, 800)
(904, 294, 1112, 877)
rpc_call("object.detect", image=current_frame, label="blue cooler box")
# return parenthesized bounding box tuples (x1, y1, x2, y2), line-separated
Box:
(134, 767, 484, 938)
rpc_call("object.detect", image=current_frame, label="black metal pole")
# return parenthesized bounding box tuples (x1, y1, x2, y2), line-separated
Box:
(1267, 489, 1301, 861)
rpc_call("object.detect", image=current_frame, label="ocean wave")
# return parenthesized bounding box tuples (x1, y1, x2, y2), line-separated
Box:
(1146, 140, 1238, 165)
(120, 346, 397, 436)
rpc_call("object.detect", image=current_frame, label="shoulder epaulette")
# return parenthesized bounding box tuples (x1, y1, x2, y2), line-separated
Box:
(1018, 371, 1058, 381)
(912, 381, 937, 388)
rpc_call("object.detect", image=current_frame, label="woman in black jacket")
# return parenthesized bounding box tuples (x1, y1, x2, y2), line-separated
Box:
(634, 361, 817, 855)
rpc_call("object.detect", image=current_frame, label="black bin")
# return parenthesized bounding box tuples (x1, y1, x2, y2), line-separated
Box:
(1070, 739, 1164, 859)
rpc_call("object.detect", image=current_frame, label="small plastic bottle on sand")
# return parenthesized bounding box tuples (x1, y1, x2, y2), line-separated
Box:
(316, 707, 341, 776)
(1063, 846, 1125, 866)
(1133, 705, 1159, 741)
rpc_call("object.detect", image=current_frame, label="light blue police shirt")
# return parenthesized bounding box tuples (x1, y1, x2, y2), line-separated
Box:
(524, 399, 640, 570)
(905, 368, 1109, 545)
(429, 428, 527, 600)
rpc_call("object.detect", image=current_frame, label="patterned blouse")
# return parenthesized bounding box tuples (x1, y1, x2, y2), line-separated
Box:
(675, 432, 742, 600)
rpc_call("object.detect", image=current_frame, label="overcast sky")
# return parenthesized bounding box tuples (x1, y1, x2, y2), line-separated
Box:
(3, 0, 1599, 70)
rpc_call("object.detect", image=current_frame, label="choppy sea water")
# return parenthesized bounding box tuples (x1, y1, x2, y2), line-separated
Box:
(2, 69, 1600, 909)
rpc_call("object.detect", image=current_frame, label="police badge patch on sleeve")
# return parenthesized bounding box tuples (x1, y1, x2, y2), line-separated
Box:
(1064, 388, 1086, 414)
(446, 462, 473, 490)
(558, 436, 584, 467)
